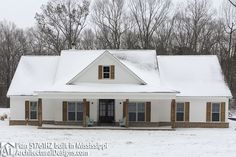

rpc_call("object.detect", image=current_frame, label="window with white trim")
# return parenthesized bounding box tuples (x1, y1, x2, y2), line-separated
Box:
(30, 101, 38, 120)
(212, 103, 220, 121)
(103, 66, 110, 79)
(128, 102, 145, 122)
(176, 102, 184, 121)
(68, 102, 83, 121)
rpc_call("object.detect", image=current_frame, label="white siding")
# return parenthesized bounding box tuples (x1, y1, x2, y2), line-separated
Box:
(176, 97, 229, 122)
(10, 97, 229, 123)
(115, 99, 123, 122)
(10, 97, 37, 120)
(152, 100, 171, 122)
(72, 54, 141, 84)
(90, 99, 98, 121)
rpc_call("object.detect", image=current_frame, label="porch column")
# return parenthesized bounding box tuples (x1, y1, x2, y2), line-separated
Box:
(125, 99, 129, 128)
(83, 99, 87, 127)
(171, 99, 176, 128)
(38, 98, 42, 127)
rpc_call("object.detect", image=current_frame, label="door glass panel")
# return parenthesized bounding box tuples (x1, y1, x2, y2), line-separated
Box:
(99, 99, 114, 123)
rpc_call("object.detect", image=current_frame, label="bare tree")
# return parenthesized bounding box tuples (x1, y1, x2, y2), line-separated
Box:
(0, 21, 27, 107)
(153, 16, 176, 55)
(221, 1, 236, 92)
(129, 0, 171, 49)
(35, 0, 90, 53)
(172, 0, 214, 54)
(92, 0, 127, 49)
(80, 29, 96, 50)
(228, 0, 236, 7)
(223, 1, 236, 57)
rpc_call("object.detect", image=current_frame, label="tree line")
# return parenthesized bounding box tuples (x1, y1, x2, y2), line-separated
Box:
(0, 0, 236, 107)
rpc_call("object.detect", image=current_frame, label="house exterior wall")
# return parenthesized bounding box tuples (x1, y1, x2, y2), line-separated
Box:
(153, 99, 172, 122)
(176, 97, 229, 122)
(72, 54, 141, 84)
(9, 96, 229, 128)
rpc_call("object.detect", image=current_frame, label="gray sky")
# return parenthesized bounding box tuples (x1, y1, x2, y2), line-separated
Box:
(0, 0, 224, 29)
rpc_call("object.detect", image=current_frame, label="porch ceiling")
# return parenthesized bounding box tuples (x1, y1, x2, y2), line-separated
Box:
(35, 92, 176, 100)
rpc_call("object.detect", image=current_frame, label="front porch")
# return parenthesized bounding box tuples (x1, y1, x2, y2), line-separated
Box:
(33, 93, 176, 128)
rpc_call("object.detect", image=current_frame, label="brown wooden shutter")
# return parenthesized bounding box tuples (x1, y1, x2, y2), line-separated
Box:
(123, 102, 126, 118)
(171, 99, 176, 122)
(110, 65, 115, 79)
(25, 101, 29, 120)
(206, 102, 211, 122)
(98, 65, 103, 79)
(221, 102, 226, 122)
(146, 102, 151, 122)
(38, 99, 42, 126)
(83, 99, 87, 127)
(185, 102, 190, 122)
(62, 101, 67, 121)
(86, 101, 90, 117)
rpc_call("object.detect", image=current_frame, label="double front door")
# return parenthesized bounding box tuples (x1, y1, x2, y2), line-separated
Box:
(99, 99, 115, 123)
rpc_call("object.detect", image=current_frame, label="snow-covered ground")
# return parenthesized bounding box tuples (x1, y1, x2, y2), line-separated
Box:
(0, 108, 236, 157)
(0, 108, 10, 119)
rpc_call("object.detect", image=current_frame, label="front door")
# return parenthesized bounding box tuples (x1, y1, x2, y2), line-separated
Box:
(99, 99, 115, 123)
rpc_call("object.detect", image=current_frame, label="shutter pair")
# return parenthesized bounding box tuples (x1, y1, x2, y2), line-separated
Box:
(62, 101, 90, 121)
(123, 102, 151, 122)
(206, 102, 225, 122)
(25, 100, 42, 126)
(98, 65, 115, 79)
(171, 100, 190, 122)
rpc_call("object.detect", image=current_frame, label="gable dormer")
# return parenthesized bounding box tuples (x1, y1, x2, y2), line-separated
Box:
(67, 51, 146, 85)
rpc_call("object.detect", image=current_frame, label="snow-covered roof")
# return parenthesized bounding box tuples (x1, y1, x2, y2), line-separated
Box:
(7, 50, 231, 97)
(7, 50, 176, 96)
(7, 56, 59, 96)
(157, 55, 232, 97)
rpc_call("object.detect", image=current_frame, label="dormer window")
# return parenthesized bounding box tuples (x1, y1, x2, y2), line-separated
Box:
(103, 66, 110, 79)
(98, 65, 115, 79)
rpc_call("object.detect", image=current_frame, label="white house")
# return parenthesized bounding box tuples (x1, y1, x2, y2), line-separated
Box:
(7, 50, 232, 128)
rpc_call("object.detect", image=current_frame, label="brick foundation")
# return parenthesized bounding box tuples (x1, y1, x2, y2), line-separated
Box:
(9, 120, 229, 128)
(173, 122, 229, 128)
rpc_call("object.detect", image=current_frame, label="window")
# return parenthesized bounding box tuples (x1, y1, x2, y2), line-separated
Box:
(212, 103, 220, 121)
(176, 102, 184, 121)
(30, 101, 38, 120)
(128, 102, 145, 122)
(68, 102, 83, 121)
(103, 66, 110, 79)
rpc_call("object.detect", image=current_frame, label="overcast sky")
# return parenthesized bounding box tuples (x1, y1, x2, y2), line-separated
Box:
(0, 0, 224, 29)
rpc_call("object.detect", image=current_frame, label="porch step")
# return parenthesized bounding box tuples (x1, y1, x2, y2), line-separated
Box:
(38, 125, 174, 131)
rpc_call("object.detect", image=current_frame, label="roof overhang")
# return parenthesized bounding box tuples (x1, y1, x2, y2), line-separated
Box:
(34, 91, 177, 100)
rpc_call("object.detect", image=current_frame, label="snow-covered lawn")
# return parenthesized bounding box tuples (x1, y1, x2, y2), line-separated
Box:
(0, 108, 10, 118)
(0, 108, 236, 157)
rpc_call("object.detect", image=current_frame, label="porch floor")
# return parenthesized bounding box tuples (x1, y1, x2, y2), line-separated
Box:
(38, 124, 174, 131)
